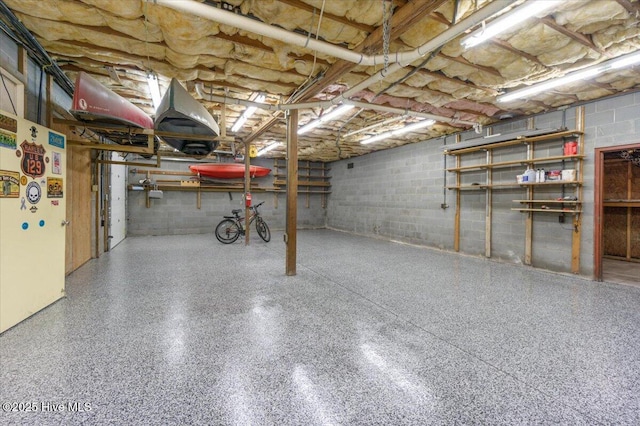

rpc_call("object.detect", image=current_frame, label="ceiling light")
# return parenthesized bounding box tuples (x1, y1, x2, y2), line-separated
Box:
(360, 119, 435, 145)
(256, 141, 282, 156)
(231, 93, 266, 132)
(498, 51, 640, 103)
(461, 0, 563, 49)
(298, 104, 355, 135)
(147, 73, 162, 110)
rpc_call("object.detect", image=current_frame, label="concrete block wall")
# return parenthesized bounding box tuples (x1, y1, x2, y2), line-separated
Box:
(327, 91, 640, 278)
(127, 158, 327, 236)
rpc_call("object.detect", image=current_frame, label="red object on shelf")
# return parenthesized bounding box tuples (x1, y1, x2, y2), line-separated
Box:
(564, 141, 577, 156)
(189, 163, 271, 179)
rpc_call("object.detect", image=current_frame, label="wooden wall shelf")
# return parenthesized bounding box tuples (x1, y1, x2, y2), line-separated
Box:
(444, 115, 585, 273)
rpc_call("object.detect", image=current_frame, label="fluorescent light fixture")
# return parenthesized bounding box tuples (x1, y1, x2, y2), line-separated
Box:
(147, 73, 162, 110)
(360, 119, 435, 145)
(461, 0, 563, 49)
(257, 141, 282, 156)
(498, 50, 640, 103)
(298, 104, 355, 135)
(231, 93, 266, 132)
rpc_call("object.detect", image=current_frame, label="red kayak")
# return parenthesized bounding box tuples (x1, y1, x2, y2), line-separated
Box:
(190, 163, 271, 179)
(71, 71, 153, 129)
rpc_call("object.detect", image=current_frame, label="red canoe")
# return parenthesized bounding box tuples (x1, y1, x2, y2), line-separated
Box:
(71, 71, 153, 129)
(190, 163, 271, 179)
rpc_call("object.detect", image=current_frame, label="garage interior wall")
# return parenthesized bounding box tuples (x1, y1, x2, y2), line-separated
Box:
(126, 158, 328, 236)
(328, 92, 640, 278)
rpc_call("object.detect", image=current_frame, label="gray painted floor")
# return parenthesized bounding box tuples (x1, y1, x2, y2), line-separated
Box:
(1, 229, 639, 425)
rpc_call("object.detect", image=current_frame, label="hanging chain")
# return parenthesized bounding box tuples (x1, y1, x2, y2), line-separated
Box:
(382, 0, 393, 72)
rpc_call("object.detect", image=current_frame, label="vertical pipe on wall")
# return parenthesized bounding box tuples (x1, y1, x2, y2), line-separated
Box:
(286, 110, 298, 276)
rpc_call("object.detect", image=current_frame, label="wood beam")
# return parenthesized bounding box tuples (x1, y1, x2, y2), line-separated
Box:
(244, 140, 251, 245)
(245, 0, 448, 143)
(488, 39, 547, 67)
(615, 0, 640, 14)
(285, 110, 298, 276)
(302, 0, 448, 98)
(277, 0, 374, 33)
(417, 69, 500, 95)
(539, 17, 608, 57)
(438, 53, 503, 77)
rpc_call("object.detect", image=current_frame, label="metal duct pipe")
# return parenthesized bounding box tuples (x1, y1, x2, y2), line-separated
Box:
(149, 0, 517, 67)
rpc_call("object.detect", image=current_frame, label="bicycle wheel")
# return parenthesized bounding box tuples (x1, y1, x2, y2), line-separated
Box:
(255, 218, 271, 242)
(215, 219, 241, 244)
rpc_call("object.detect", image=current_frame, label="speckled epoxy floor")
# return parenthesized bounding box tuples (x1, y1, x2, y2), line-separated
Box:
(1, 229, 639, 425)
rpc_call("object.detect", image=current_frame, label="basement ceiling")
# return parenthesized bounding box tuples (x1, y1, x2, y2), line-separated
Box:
(1, 0, 639, 162)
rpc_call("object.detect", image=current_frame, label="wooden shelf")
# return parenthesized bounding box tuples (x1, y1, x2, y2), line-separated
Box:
(519, 180, 581, 186)
(514, 200, 582, 204)
(273, 173, 329, 179)
(603, 200, 640, 207)
(511, 208, 581, 214)
(443, 115, 586, 274)
(447, 182, 524, 190)
(446, 154, 584, 172)
(444, 129, 583, 155)
(273, 179, 330, 187)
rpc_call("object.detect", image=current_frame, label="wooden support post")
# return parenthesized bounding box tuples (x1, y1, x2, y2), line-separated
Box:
(17, 46, 28, 117)
(94, 159, 100, 258)
(103, 160, 111, 252)
(244, 140, 251, 245)
(145, 171, 151, 209)
(285, 110, 298, 276)
(306, 161, 310, 208)
(524, 118, 535, 265)
(453, 134, 461, 252)
(485, 149, 492, 258)
(571, 106, 585, 273)
(46, 74, 53, 128)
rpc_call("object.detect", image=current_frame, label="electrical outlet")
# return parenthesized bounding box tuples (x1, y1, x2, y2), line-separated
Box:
(441, 203, 449, 209)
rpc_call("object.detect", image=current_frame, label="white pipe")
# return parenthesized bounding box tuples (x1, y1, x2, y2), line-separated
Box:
(149, 0, 517, 67)
(195, 84, 476, 126)
(149, 0, 366, 64)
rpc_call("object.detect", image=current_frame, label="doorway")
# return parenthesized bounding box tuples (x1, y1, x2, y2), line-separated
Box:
(594, 143, 640, 285)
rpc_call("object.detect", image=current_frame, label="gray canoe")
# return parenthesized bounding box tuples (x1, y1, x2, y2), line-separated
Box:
(154, 78, 220, 157)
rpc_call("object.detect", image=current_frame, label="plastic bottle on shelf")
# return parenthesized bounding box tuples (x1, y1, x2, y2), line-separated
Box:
(524, 168, 536, 183)
(539, 168, 545, 182)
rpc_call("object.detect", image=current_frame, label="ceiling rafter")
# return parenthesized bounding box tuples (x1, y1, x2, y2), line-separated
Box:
(538, 17, 609, 58)
(438, 53, 503, 78)
(488, 39, 548, 67)
(416, 69, 499, 96)
(244, 0, 449, 144)
(614, 0, 640, 15)
(276, 0, 374, 33)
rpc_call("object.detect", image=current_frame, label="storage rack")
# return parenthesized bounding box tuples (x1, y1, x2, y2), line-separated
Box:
(444, 107, 585, 273)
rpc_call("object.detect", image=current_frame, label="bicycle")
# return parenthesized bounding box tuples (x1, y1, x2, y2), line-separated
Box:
(215, 201, 271, 243)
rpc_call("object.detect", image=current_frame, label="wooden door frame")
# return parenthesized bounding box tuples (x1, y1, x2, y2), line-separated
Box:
(594, 143, 639, 280)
